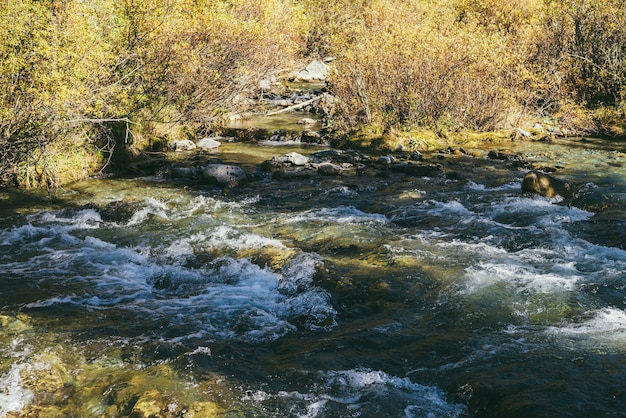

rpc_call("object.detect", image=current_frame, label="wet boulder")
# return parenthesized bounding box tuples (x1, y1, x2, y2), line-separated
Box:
(170, 166, 201, 180)
(378, 155, 396, 165)
(202, 164, 247, 187)
(317, 162, 343, 175)
(130, 389, 168, 417)
(521, 170, 574, 198)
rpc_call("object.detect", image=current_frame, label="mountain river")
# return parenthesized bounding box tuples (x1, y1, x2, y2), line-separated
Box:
(1, 136, 625, 417)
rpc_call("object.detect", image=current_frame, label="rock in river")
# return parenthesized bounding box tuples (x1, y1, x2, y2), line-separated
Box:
(202, 164, 247, 187)
(521, 170, 575, 198)
(196, 137, 223, 151)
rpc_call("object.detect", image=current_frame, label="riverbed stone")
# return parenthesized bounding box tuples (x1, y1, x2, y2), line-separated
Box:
(202, 164, 247, 187)
(317, 162, 342, 175)
(378, 155, 396, 165)
(21, 354, 75, 406)
(298, 117, 317, 125)
(409, 151, 423, 161)
(130, 389, 166, 417)
(184, 401, 222, 418)
(487, 150, 532, 168)
(272, 168, 312, 180)
(260, 158, 285, 173)
(283, 152, 309, 166)
(301, 129, 324, 144)
(95, 200, 144, 223)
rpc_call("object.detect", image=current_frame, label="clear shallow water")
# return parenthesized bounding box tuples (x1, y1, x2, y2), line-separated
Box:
(1, 138, 625, 417)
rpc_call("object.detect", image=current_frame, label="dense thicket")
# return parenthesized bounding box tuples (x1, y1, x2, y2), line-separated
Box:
(1, 0, 625, 189)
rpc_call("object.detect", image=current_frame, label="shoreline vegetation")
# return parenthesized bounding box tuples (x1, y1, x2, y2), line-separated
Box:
(2, 0, 626, 191)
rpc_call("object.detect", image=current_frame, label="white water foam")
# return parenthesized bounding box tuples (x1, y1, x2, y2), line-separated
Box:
(464, 180, 521, 192)
(0, 363, 34, 416)
(31, 209, 104, 230)
(425, 200, 475, 217)
(202, 225, 287, 251)
(546, 308, 626, 351)
(462, 261, 581, 296)
(10, 219, 336, 343)
(243, 368, 466, 417)
(286, 206, 388, 224)
(159, 226, 288, 264)
(486, 196, 592, 226)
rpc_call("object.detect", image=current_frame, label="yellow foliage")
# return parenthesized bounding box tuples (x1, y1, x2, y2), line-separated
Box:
(2, 0, 626, 188)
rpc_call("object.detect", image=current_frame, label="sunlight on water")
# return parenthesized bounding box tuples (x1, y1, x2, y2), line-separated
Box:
(1, 139, 626, 416)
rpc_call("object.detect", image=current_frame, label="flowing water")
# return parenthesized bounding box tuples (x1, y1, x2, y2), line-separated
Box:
(0, 137, 625, 417)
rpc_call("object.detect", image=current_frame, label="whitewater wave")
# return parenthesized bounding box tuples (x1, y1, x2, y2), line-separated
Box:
(242, 368, 466, 418)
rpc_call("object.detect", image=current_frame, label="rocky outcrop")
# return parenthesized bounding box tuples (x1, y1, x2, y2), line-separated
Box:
(196, 137, 223, 151)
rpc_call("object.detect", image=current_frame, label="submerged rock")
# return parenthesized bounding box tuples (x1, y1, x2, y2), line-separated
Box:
(87, 200, 144, 223)
(521, 170, 575, 198)
(389, 163, 444, 177)
(184, 401, 222, 417)
(130, 389, 167, 417)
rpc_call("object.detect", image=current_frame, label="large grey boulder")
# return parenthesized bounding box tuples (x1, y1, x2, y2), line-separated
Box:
(295, 60, 330, 81)
(196, 137, 222, 151)
(202, 164, 247, 187)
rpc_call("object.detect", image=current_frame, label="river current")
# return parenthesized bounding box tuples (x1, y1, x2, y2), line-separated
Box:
(1, 137, 625, 417)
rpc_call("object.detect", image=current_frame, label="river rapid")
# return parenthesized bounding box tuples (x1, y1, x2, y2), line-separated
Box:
(1, 137, 625, 417)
